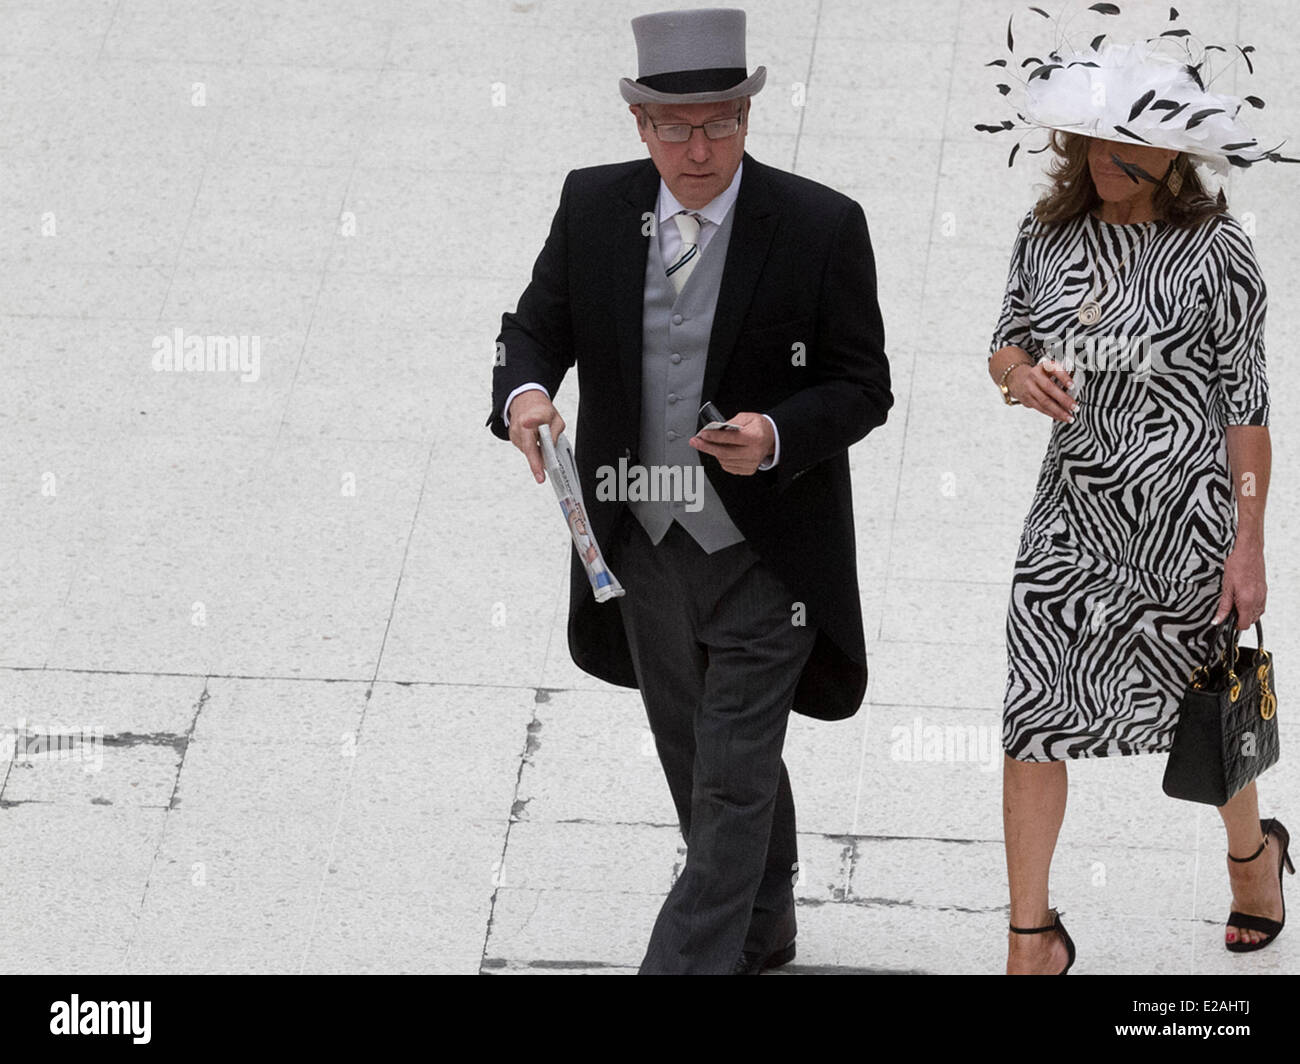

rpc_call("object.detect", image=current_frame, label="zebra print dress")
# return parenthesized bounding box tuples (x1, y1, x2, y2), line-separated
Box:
(991, 207, 1269, 761)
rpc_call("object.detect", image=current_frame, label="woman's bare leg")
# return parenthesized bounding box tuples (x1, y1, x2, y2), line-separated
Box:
(1004, 752, 1070, 973)
(1216, 781, 1283, 946)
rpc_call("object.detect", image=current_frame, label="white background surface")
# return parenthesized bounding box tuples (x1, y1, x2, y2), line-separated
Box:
(2, 0, 1297, 974)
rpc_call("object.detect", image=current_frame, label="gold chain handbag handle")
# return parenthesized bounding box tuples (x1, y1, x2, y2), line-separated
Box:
(1189, 610, 1266, 710)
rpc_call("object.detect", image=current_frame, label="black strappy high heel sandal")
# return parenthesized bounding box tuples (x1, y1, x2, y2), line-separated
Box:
(1009, 908, 1076, 974)
(1226, 817, 1294, 953)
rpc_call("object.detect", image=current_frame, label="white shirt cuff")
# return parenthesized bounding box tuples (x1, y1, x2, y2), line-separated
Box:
(757, 414, 780, 469)
(502, 383, 550, 428)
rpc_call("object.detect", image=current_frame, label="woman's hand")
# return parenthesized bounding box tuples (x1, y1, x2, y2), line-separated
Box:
(1213, 541, 1267, 628)
(1218, 426, 1271, 629)
(1007, 360, 1079, 423)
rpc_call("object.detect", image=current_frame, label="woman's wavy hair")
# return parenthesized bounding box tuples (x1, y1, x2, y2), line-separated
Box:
(1033, 131, 1228, 229)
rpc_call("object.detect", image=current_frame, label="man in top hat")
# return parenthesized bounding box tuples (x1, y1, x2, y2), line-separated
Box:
(486, 6, 892, 974)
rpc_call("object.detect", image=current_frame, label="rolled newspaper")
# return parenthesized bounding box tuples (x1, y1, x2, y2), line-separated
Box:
(537, 424, 625, 603)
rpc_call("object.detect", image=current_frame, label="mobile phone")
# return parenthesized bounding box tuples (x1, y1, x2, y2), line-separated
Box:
(698, 401, 741, 432)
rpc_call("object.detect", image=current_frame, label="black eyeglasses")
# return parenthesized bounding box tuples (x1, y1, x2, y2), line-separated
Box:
(643, 108, 744, 143)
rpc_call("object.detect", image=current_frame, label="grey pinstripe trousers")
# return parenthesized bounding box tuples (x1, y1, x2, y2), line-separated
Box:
(608, 510, 818, 975)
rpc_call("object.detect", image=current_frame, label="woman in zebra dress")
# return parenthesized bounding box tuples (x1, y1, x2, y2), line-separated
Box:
(979, 24, 1293, 974)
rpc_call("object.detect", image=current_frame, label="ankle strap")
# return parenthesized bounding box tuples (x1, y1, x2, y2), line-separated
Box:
(1229, 824, 1273, 865)
(1010, 911, 1062, 934)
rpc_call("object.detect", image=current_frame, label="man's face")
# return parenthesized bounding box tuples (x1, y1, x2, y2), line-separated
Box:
(633, 98, 749, 209)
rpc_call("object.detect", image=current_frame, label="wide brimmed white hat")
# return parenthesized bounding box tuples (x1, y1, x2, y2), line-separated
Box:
(976, 3, 1297, 174)
(619, 7, 766, 106)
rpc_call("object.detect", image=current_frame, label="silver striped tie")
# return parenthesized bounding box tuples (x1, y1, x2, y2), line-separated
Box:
(666, 211, 702, 294)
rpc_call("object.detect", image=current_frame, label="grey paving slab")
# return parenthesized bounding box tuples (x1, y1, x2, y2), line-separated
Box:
(783, 902, 1002, 974)
(880, 577, 1008, 647)
(2, 490, 89, 669)
(180, 210, 339, 272)
(493, 816, 842, 900)
(315, 683, 531, 902)
(536, 568, 631, 691)
(39, 437, 426, 678)
(150, 800, 337, 885)
(328, 169, 549, 278)
(886, 516, 1024, 585)
(192, 676, 365, 745)
(1, 318, 287, 446)
(781, 712, 870, 837)
(483, 828, 856, 971)
(377, 463, 566, 686)
(211, 110, 371, 170)
(736, 130, 798, 172)
(1034, 914, 1199, 976)
(0, 671, 203, 738)
(0, 263, 172, 320)
(1057, 753, 1201, 853)
(159, 264, 324, 334)
(0, 804, 167, 974)
(3, 743, 180, 809)
(483, 886, 662, 971)
(803, 38, 951, 144)
(848, 512, 894, 610)
(1031, 840, 1197, 921)
(323, 805, 510, 896)
(173, 735, 350, 816)
(850, 700, 1007, 840)
(99, 0, 255, 63)
(352, 117, 530, 174)
(849, 836, 1008, 911)
(314, 269, 520, 335)
(865, 640, 1006, 710)
(279, 324, 464, 442)
(496, 821, 683, 894)
(123, 327, 304, 440)
(511, 687, 678, 826)
(0, 0, 116, 57)
(300, 886, 485, 974)
(920, 242, 1021, 359)
(0, 167, 197, 268)
(240, 8, 392, 69)
(122, 788, 346, 973)
(124, 882, 321, 974)
(818, 0, 961, 41)
(931, 139, 1046, 249)
(336, 682, 536, 821)
(795, 831, 857, 902)
(893, 426, 1046, 527)
(795, 135, 942, 226)
(3, 0, 1298, 977)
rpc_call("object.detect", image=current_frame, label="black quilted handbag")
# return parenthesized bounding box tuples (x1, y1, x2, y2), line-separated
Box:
(1163, 611, 1280, 805)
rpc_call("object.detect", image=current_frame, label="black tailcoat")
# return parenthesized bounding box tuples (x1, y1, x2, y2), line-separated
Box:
(487, 152, 892, 720)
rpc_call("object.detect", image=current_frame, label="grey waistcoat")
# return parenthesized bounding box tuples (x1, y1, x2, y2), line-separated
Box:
(628, 206, 745, 553)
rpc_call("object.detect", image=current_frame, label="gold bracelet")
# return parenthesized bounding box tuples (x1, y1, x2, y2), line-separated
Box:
(998, 360, 1032, 406)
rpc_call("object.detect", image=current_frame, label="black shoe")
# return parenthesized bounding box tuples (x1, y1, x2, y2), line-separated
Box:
(1008, 909, 1076, 974)
(733, 940, 796, 975)
(1226, 817, 1295, 953)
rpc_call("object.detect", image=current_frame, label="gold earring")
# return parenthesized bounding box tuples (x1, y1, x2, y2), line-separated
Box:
(1166, 160, 1183, 197)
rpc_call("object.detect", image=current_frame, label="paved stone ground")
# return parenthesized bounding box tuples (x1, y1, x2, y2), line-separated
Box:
(2, 0, 1298, 975)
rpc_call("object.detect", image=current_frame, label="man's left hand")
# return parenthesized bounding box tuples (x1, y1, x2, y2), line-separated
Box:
(690, 411, 774, 476)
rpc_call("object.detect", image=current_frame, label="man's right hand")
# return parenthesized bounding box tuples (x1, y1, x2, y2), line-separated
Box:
(508, 391, 567, 483)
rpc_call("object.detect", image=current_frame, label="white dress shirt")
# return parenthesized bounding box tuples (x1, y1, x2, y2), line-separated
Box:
(503, 160, 780, 468)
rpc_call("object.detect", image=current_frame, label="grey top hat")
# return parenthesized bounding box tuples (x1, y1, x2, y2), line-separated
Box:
(620, 7, 766, 105)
